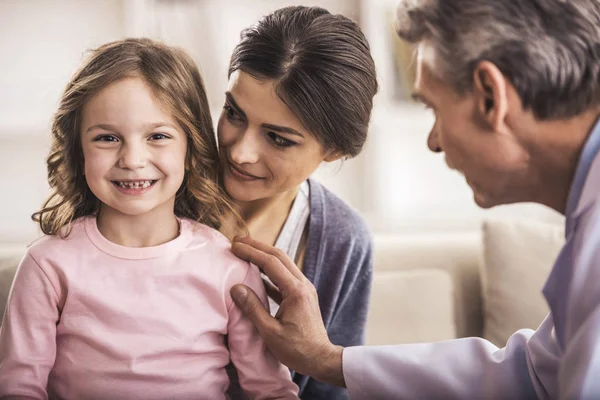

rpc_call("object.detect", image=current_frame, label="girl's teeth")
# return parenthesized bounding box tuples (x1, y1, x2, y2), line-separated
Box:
(117, 180, 153, 189)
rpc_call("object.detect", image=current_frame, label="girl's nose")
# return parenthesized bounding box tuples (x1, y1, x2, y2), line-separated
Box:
(118, 144, 148, 170)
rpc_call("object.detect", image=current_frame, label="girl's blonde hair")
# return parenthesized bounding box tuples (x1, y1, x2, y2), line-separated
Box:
(33, 38, 240, 236)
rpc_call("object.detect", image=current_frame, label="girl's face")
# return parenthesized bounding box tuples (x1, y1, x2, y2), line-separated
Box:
(80, 77, 188, 219)
(217, 70, 340, 203)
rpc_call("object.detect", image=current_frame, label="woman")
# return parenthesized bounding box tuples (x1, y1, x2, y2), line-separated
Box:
(220, 6, 378, 399)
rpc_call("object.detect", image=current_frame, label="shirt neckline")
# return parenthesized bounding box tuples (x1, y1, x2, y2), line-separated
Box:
(84, 216, 193, 260)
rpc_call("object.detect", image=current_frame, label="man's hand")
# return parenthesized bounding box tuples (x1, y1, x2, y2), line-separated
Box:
(230, 236, 346, 387)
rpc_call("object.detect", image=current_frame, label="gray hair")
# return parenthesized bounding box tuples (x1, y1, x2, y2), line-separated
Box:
(396, 0, 600, 120)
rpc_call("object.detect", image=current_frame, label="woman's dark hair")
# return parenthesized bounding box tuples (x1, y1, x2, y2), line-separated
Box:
(229, 6, 378, 158)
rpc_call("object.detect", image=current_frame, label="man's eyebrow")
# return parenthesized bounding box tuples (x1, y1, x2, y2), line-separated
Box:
(225, 92, 246, 119)
(262, 123, 304, 138)
(411, 92, 425, 103)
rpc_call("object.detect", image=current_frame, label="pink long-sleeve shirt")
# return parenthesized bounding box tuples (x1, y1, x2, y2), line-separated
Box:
(0, 216, 298, 399)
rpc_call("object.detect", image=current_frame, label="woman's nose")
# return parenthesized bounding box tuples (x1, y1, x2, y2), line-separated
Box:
(229, 130, 260, 165)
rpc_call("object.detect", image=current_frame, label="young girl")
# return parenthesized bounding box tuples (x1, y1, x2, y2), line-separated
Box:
(0, 38, 298, 399)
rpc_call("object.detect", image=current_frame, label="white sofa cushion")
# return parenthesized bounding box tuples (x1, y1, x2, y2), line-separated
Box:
(482, 218, 564, 346)
(366, 268, 455, 345)
(372, 233, 482, 338)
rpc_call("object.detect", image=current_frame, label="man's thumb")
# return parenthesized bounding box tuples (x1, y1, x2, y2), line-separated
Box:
(230, 284, 271, 328)
(231, 284, 250, 304)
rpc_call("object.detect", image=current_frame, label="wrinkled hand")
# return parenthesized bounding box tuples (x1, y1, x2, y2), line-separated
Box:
(230, 236, 346, 387)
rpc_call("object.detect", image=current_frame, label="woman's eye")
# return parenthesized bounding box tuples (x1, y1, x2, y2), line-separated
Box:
(149, 133, 169, 140)
(93, 135, 118, 142)
(268, 132, 296, 148)
(223, 104, 241, 121)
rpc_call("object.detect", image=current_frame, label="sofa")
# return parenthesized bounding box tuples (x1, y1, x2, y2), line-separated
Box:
(366, 217, 565, 347)
(0, 217, 565, 348)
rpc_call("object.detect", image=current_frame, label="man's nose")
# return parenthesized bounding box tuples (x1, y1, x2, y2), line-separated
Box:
(427, 124, 442, 153)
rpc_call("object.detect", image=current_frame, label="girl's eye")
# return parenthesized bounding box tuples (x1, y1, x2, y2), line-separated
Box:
(93, 135, 118, 142)
(223, 104, 242, 122)
(149, 133, 170, 141)
(268, 132, 296, 148)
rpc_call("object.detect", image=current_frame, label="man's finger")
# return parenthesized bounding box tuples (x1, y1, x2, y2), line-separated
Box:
(230, 284, 281, 335)
(262, 277, 283, 305)
(232, 241, 299, 292)
(233, 236, 305, 280)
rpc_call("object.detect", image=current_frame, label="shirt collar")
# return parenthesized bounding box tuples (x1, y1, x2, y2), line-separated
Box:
(565, 117, 600, 235)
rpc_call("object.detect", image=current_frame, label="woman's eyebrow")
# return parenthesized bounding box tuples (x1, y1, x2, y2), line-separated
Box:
(225, 92, 246, 119)
(262, 123, 304, 138)
(226, 92, 304, 138)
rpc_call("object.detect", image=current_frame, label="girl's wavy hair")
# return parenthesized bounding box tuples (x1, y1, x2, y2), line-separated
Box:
(32, 38, 241, 236)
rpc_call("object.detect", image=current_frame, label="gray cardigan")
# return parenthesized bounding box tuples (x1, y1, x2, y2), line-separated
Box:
(292, 179, 373, 399)
(227, 179, 373, 400)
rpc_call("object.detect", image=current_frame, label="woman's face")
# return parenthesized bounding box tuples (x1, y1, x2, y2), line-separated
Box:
(217, 70, 339, 203)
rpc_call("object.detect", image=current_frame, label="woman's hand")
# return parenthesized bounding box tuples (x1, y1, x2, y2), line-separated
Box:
(230, 236, 346, 387)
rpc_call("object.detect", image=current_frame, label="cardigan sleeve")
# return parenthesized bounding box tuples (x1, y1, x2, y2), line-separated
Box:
(297, 238, 374, 400)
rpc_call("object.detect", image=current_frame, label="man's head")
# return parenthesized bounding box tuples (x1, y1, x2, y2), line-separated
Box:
(397, 0, 600, 209)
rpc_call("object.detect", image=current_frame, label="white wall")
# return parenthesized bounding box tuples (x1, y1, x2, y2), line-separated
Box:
(0, 0, 125, 243)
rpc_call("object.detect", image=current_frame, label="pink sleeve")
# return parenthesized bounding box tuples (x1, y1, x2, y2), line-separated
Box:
(227, 263, 299, 399)
(0, 251, 61, 399)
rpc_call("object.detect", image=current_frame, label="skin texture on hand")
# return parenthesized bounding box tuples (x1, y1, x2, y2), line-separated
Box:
(229, 236, 346, 387)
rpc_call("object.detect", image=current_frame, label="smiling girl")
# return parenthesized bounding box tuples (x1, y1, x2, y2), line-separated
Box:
(0, 38, 298, 399)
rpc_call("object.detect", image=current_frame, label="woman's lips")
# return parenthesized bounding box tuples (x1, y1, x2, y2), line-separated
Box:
(228, 162, 263, 181)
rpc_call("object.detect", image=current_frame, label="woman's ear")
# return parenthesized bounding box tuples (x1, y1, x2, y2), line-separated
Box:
(472, 61, 509, 131)
(324, 150, 344, 163)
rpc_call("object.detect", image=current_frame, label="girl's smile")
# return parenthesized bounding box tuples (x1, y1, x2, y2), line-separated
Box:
(111, 179, 159, 195)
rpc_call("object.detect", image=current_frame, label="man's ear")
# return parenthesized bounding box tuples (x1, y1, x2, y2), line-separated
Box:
(472, 61, 508, 131)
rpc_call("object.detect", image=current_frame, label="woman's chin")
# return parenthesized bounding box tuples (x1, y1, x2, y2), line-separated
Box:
(224, 179, 261, 203)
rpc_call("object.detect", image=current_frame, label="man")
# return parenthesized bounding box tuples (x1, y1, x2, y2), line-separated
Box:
(229, 0, 600, 398)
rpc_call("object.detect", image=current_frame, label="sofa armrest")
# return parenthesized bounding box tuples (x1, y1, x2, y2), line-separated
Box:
(0, 246, 26, 324)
